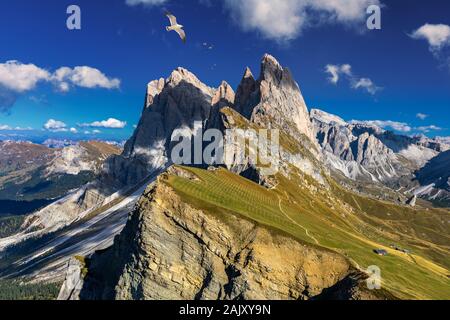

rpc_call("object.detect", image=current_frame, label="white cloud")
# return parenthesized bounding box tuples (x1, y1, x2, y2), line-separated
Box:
(0, 61, 50, 92)
(0, 124, 12, 130)
(0, 125, 32, 131)
(70, 127, 78, 134)
(416, 113, 429, 120)
(223, 0, 380, 41)
(44, 119, 68, 132)
(411, 24, 450, 69)
(0, 60, 121, 112)
(351, 119, 443, 134)
(79, 118, 127, 129)
(352, 77, 380, 95)
(128, 0, 380, 41)
(52, 66, 120, 91)
(125, 0, 168, 6)
(416, 125, 442, 133)
(325, 63, 381, 95)
(92, 129, 102, 134)
(411, 24, 450, 49)
(325, 64, 351, 84)
(351, 120, 412, 132)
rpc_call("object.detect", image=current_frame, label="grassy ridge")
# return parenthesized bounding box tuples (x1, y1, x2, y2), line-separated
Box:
(165, 166, 450, 300)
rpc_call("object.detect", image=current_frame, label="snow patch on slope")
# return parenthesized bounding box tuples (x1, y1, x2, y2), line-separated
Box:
(399, 144, 438, 168)
(46, 145, 96, 176)
(310, 109, 347, 127)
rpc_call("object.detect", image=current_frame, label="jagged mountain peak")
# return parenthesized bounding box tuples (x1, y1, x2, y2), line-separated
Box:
(260, 54, 283, 77)
(310, 109, 348, 127)
(234, 67, 258, 118)
(166, 67, 213, 92)
(246, 54, 316, 143)
(145, 78, 165, 108)
(259, 54, 299, 90)
(243, 66, 254, 79)
(212, 81, 235, 109)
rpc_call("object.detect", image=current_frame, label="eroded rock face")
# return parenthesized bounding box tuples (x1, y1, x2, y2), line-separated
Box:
(58, 258, 84, 301)
(311, 109, 416, 183)
(234, 54, 316, 144)
(112, 68, 216, 187)
(78, 169, 373, 300)
(19, 54, 323, 251)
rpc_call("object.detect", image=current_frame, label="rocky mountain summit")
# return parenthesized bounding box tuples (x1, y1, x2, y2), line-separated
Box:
(310, 109, 450, 205)
(234, 54, 316, 143)
(21, 54, 322, 234)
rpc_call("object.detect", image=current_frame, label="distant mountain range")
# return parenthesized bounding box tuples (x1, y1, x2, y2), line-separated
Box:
(311, 109, 450, 206)
(0, 140, 122, 202)
(1, 55, 449, 301)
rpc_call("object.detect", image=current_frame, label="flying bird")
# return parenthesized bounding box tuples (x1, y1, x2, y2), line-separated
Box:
(165, 11, 186, 43)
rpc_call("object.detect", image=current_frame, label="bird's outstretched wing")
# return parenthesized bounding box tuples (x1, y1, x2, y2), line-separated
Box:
(174, 28, 186, 43)
(165, 11, 178, 26)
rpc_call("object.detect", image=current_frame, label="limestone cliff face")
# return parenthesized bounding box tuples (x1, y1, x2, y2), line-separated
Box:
(234, 54, 316, 144)
(107, 68, 216, 188)
(311, 109, 413, 182)
(78, 167, 380, 300)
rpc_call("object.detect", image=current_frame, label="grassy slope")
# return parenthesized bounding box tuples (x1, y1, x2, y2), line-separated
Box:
(164, 166, 450, 300)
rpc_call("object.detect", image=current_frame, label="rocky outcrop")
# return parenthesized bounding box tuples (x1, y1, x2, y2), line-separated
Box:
(406, 195, 417, 207)
(57, 257, 85, 300)
(234, 55, 316, 144)
(110, 67, 216, 188)
(20, 54, 324, 234)
(234, 67, 257, 119)
(78, 168, 369, 300)
(311, 109, 426, 183)
(310, 108, 450, 205)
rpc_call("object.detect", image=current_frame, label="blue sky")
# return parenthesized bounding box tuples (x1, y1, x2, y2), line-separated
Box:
(0, 0, 449, 142)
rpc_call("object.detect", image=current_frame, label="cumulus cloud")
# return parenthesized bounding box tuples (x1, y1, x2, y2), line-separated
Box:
(351, 119, 443, 134)
(411, 24, 450, 49)
(411, 24, 450, 69)
(0, 124, 12, 130)
(44, 119, 68, 132)
(352, 78, 380, 95)
(325, 64, 352, 84)
(125, 0, 168, 6)
(79, 118, 127, 129)
(416, 113, 429, 120)
(0, 61, 50, 93)
(416, 125, 442, 133)
(70, 127, 78, 134)
(127, 0, 380, 41)
(52, 66, 120, 92)
(351, 120, 412, 132)
(325, 63, 381, 95)
(0, 125, 32, 131)
(0, 60, 121, 113)
(223, 0, 380, 41)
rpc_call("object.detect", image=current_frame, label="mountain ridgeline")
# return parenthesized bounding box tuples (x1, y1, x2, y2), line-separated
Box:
(2, 54, 449, 300)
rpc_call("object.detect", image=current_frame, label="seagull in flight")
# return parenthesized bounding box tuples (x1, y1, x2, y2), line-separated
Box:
(165, 11, 186, 43)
